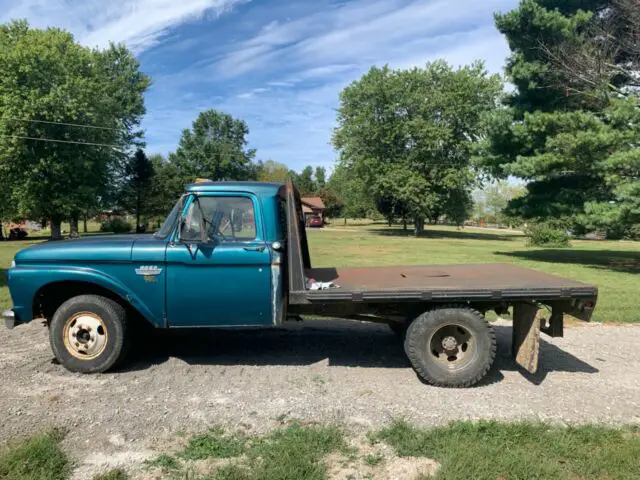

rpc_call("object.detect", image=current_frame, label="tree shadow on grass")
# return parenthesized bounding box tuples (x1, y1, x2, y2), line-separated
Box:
(496, 249, 640, 274)
(370, 228, 520, 242)
(121, 320, 597, 387)
(0, 268, 6, 288)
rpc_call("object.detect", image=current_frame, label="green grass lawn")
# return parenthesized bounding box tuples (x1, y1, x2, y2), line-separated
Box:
(1, 223, 638, 322)
(374, 420, 640, 480)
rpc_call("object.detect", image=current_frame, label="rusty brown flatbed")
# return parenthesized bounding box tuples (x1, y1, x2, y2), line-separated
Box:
(298, 264, 598, 303)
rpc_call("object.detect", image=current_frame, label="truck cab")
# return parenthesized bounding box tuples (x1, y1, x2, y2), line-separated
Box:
(3, 180, 598, 387)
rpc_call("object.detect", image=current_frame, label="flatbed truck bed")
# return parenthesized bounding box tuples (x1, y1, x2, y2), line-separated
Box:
(297, 264, 597, 303)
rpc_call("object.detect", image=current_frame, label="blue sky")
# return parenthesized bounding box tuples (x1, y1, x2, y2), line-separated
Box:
(2, 0, 519, 172)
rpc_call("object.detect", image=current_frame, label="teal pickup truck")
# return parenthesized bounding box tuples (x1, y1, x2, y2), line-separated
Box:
(3, 180, 598, 387)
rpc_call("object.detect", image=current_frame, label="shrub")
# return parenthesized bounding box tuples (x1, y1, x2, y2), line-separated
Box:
(100, 218, 132, 234)
(624, 224, 640, 241)
(524, 222, 570, 247)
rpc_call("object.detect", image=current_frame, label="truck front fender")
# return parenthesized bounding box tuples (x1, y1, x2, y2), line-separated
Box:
(9, 265, 163, 328)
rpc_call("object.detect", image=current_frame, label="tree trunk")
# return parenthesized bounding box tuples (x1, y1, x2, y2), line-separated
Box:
(388, 217, 392, 227)
(402, 217, 407, 231)
(414, 216, 424, 236)
(0, 222, 4, 241)
(50, 217, 62, 240)
(343, 217, 347, 226)
(41, 218, 47, 230)
(136, 188, 142, 233)
(69, 213, 79, 238)
(83, 214, 88, 233)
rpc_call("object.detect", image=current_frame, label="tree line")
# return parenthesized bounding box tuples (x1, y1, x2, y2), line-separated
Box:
(1, 0, 639, 241)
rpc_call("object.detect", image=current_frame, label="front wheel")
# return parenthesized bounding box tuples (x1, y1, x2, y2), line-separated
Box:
(404, 306, 496, 388)
(49, 294, 130, 373)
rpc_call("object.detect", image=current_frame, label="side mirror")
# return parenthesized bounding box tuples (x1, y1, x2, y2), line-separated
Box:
(178, 204, 215, 245)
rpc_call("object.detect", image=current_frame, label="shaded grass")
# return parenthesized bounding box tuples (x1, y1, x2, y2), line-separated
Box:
(0, 428, 70, 480)
(498, 248, 640, 274)
(374, 420, 640, 480)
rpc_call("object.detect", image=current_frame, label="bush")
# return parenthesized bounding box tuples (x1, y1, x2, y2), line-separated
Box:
(100, 218, 132, 234)
(524, 222, 570, 247)
(624, 224, 640, 241)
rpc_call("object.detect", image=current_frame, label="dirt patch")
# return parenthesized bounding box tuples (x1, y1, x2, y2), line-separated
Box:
(326, 436, 439, 480)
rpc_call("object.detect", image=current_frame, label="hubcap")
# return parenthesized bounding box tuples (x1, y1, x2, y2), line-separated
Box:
(63, 313, 108, 360)
(429, 324, 476, 370)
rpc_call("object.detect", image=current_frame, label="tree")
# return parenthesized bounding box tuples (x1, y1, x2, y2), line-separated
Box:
(0, 164, 17, 240)
(0, 20, 150, 239)
(478, 0, 639, 238)
(333, 62, 502, 234)
(541, 0, 640, 102)
(317, 187, 343, 219)
(328, 163, 373, 222)
(315, 167, 326, 189)
(296, 166, 316, 195)
(168, 109, 257, 186)
(121, 149, 155, 232)
(257, 159, 290, 183)
(143, 154, 182, 229)
(478, 181, 526, 225)
(375, 191, 409, 227)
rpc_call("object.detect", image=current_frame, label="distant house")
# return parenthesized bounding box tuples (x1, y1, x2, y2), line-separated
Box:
(301, 196, 325, 225)
(8, 220, 42, 231)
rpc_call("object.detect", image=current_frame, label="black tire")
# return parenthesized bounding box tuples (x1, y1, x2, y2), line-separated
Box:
(404, 306, 496, 388)
(49, 294, 130, 373)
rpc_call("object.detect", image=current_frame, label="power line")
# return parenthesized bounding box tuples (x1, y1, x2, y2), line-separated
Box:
(2, 117, 119, 131)
(0, 134, 121, 148)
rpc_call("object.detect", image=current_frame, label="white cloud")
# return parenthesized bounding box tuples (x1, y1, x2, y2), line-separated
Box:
(1, 0, 244, 52)
(236, 87, 270, 99)
(193, 0, 518, 170)
(212, 0, 514, 79)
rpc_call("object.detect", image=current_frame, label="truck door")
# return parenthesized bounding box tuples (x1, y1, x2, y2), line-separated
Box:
(165, 193, 273, 327)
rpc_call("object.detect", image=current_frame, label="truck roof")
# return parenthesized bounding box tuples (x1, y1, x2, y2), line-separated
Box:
(185, 181, 284, 196)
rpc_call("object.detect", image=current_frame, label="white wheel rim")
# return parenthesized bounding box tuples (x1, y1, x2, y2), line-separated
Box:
(63, 312, 108, 360)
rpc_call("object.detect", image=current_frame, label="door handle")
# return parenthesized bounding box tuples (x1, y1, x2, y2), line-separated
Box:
(243, 246, 266, 252)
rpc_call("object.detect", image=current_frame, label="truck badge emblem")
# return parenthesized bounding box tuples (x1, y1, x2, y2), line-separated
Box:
(135, 265, 163, 276)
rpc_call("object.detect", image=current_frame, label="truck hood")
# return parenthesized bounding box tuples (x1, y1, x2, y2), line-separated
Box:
(14, 234, 153, 263)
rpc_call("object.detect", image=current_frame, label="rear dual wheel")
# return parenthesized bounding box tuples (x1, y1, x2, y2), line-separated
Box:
(49, 294, 131, 373)
(404, 306, 496, 388)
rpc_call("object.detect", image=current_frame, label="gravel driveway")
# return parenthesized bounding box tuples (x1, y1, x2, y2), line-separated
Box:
(1, 319, 639, 475)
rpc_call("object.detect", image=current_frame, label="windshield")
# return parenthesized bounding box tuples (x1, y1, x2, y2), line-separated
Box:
(154, 196, 185, 239)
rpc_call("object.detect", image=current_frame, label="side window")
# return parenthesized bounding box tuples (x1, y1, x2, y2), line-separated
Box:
(216, 197, 257, 241)
(182, 196, 257, 242)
